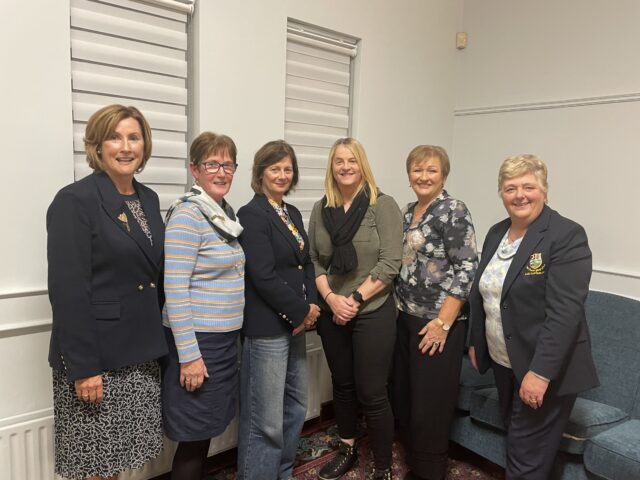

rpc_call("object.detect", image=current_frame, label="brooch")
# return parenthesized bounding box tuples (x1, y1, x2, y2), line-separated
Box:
(117, 212, 130, 232)
(525, 252, 545, 275)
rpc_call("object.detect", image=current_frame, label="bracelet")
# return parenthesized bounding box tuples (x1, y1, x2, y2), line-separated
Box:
(324, 291, 334, 301)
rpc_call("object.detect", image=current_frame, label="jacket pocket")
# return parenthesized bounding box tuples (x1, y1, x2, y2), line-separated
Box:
(91, 302, 121, 321)
(353, 219, 376, 243)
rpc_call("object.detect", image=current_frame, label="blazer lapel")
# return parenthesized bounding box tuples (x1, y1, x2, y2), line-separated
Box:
(501, 205, 551, 301)
(289, 204, 309, 260)
(135, 179, 164, 266)
(95, 172, 158, 268)
(257, 195, 305, 263)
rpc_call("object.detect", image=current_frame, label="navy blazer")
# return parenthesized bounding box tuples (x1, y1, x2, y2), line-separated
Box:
(238, 194, 318, 337)
(469, 205, 599, 396)
(47, 172, 167, 381)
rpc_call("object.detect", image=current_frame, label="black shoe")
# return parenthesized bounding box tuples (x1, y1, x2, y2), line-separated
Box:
(370, 467, 392, 480)
(318, 441, 358, 480)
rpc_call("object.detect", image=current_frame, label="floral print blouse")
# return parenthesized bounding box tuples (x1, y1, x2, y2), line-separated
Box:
(394, 190, 478, 320)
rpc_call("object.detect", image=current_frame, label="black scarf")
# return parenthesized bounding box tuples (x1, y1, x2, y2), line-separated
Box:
(321, 186, 371, 274)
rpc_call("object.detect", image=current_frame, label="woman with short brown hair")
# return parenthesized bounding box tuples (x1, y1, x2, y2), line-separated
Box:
(48, 104, 166, 480)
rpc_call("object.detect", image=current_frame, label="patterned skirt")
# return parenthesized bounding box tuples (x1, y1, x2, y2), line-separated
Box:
(52, 361, 163, 479)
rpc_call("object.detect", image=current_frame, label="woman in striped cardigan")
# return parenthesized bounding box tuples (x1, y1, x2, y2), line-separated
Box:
(162, 132, 245, 480)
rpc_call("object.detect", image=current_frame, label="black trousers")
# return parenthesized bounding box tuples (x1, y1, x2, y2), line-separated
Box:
(393, 311, 466, 480)
(491, 361, 577, 480)
(317, 296, 397, 470)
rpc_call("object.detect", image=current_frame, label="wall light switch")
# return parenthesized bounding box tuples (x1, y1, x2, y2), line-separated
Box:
(456, 32, 468, 50)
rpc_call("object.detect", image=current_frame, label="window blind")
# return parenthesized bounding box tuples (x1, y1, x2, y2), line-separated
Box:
(71, 0, 193, 209)
(285, 22, 358, 220)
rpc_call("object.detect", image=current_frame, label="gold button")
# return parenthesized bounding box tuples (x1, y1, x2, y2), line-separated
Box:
(150, 282, 156, 288)
(137, 284, 144, 291)
(298, 265, 303, 270)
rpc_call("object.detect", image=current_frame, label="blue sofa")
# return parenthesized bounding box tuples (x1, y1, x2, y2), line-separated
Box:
(451, 291, 640, 479)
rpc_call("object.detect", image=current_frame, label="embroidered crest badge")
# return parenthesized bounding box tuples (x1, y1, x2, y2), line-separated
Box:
(525, 252, 545, 275)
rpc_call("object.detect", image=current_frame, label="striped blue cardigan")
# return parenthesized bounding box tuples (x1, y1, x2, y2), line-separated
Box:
(162, 202, 244, 362)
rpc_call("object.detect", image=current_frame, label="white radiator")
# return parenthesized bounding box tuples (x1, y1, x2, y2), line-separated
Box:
(0, 410, 55, 480)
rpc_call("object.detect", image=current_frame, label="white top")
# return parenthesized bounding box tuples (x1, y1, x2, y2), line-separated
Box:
(478, 231, 522, 368)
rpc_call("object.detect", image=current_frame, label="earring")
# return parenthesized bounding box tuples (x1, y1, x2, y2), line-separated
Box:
(97, 148, 101, 156)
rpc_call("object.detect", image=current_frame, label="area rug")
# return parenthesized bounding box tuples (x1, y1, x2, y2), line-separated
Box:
(204, 421, 504, 479)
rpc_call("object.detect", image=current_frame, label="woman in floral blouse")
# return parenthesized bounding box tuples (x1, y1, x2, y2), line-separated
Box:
(393, 145, 478, 480)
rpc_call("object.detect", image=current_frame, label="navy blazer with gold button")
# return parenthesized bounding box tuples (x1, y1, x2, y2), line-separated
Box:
(238, 194, 318, 337)
(47, 172, 167, 381)
(469, 205, 599, 396)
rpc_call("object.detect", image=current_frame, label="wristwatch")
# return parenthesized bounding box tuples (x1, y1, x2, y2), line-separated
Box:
(435, 317, 451, 331)
(352, 290, 365, 304)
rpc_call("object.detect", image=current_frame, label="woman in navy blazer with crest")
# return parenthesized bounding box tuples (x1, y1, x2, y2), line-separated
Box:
(469, 155, 598, 480)
(236, 140, 320, 480)
(47, 105, 167, 480)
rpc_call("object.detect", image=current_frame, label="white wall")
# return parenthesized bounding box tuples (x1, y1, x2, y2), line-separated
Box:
(0, 2, 73, 477)
(0, 1, 73, 416)
(451, 0, 640, 300)
(194, 0, 463, 210)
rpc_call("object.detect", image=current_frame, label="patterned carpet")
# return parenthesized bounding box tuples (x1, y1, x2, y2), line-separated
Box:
(204, 420, 504, 479)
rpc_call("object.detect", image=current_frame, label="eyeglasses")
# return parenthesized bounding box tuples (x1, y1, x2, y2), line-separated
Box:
(201, 161, 238, 174)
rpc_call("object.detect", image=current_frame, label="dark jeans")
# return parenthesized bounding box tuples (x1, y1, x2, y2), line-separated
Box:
(317, 296, 397, 470)
(393, 311, 466, 480)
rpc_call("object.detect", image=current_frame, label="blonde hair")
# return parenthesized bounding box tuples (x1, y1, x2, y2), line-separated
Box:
(324, 138, 378, 208)
(498, 154, 549, 195)
(84, 104, 152, 173)
(406, 145, 450, 179)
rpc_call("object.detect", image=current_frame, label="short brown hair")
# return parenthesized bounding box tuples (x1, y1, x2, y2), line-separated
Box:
(406, 145, 450, 179)
(498, 154, 548, 195)
(84, 104, 152, 172)
(251, 140, 299, 195)
(190, 131, 237, 167)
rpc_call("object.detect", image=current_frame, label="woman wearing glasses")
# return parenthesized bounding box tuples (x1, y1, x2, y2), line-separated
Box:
(236, 140, 319, 480)
(162, 132, 245, 479)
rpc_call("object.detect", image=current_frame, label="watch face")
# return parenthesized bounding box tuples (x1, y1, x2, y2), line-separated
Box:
(442, 323, 450, 331)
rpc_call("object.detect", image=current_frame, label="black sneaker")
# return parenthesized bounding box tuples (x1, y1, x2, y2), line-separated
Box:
(318, 441, 358, 480)
(370, 467, 392, 480)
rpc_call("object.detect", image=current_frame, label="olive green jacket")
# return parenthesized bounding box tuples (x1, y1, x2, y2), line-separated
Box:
(309, 194, 403, 314)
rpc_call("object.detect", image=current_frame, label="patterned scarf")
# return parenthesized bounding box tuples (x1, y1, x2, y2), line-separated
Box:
(267, 197, 305, 250)
(165, 185, 243, 242)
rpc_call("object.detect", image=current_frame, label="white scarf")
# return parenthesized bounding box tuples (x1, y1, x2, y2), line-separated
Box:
(165, 185, 243, 241)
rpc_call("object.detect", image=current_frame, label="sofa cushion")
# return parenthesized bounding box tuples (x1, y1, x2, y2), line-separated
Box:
(457, 355, 496, 411)
(469, 389, 630, 454)
(560, 397, 629, 454)
(469, 387, 506, 431)
(584, 419, 640, 480)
